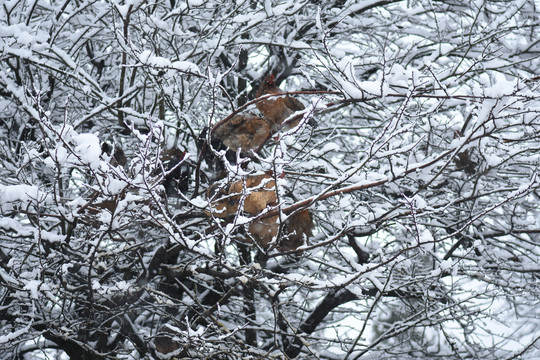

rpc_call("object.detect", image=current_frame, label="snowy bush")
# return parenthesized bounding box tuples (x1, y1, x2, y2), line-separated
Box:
(0, 1, 539, 359)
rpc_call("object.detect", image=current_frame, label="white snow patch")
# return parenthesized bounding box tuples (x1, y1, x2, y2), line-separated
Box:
(0, 185, 41, 204)
(171, 60, 199, 73)
(73, 133, 101, 168)
(24, 280, 44, 299)
(0, 325, 31, 345)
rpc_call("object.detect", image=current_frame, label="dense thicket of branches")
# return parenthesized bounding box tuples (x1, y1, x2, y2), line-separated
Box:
(1, 1, 539, 359)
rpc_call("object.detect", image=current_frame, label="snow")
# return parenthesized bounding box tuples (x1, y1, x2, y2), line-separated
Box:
(115, 4, 131, 18)
(232, 13, 264, 24)
(92, 280, 102, 290)
(0, 185, 42, 205)
(413, 194, 427, 209)
(139, 49, 152, 63)
(290, 40, 310, 49)
(5, 47, 32, 59)
(0, 2, 539, 359)
(138, 50, 200, 74)
(171, 60, 199, 73)
(50, 145, 69, 167)
(484, 73, 518, 97)
(187, 0, 205, 6)
(17, 31, 33, 45)
(339, 78, 365, 99)
(311, 143, 340, 157)
(316, 8, 322, 30)
(475, 99, 497, 125)
(105, 178, 128, 195)
(73, 133, 101, 168)
(485, 154, 503, 167)
(24, 280, 46, 299)
(146, 54, 172, 67)
(0, 267, 18, 285)
(0, 325, 30, 345)
(367, 274, 384, 291)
